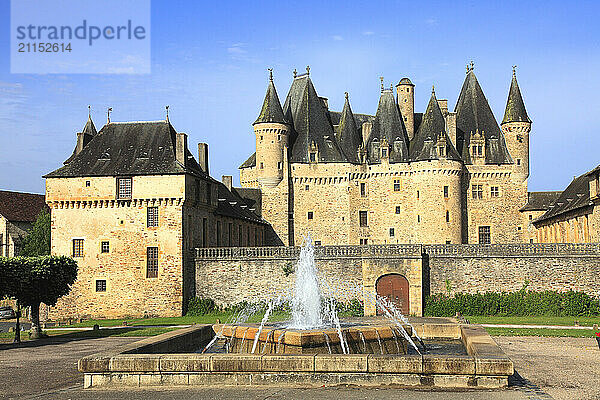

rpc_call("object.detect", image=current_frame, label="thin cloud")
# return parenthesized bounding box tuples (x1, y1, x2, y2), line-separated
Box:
(362, 31, 374, 36)
(332, 35, 343, 41)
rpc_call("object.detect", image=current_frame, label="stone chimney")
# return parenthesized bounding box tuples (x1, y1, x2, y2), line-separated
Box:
(222, 175, 233, 191)
(197, 143, 209, 174)
(446, 113, 457, 149)
(361, 121, 372, 143)
(175, 132, 188, 166)
(437, 99, 449, 116)
(319, 97, 329, 109)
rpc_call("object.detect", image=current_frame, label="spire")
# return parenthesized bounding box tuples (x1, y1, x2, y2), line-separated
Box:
(253, 70, 287, 125)
(411, 89, 461, 161)
(165, 105, 170, 122)
(107, 107, 112, 124)
(336, 92, 362, 164)
(502, 66, 531, 124)
(380, 76, 384, 92)
(454, 68, 512, 164)
(63, 110, 97, 165)
(366, 88, 409, 163)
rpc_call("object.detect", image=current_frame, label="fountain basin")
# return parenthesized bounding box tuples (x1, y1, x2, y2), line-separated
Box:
(216, 323, 408, 354)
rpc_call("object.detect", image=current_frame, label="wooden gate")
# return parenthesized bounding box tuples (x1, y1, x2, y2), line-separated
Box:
(376, 274, 409, 315)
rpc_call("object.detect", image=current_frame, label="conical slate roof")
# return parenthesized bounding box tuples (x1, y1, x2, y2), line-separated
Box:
(502, 71, 531, 124)
(285, 75, 345, 163)
(454, 70, 512, 164)
(253, 77, 287, 125)
(335, 93, 362, 164)
(410, 90, 461, 162)
(64, 115, 98, 164)
(366, 89, 409, 163)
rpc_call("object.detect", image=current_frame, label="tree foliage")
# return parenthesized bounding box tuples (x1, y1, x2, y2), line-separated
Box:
(20, 210, 51, 257)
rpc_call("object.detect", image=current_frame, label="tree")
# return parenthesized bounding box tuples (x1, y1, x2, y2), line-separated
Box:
(20, 210, 51, 257)
(2, 256, 77, 339)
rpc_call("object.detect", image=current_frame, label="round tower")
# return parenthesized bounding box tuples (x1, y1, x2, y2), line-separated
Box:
(254, 69, 290, 189)
(501, 67, 531, 183)
(396, 77, 415, 140)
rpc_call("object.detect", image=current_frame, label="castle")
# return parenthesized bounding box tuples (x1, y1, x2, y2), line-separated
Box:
(239, 65, 534, 246)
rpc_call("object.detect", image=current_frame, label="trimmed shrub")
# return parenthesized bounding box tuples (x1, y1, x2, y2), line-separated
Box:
(186, 297, 217, 315)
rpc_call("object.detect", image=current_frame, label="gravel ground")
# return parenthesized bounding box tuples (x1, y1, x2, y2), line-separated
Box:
(496, 336, 600, 400)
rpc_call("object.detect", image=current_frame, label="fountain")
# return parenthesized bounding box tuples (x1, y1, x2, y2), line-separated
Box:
(212, 235, 416, 355)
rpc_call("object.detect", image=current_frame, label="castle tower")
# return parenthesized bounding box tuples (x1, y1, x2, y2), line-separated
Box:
(501, 67, 531, 183)
(253, 70, 290, 189)
(396, 77, 415, 140)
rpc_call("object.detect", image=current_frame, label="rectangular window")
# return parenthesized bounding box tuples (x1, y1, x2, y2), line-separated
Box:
(417, 191, 420, 199)
(381, 148, 388, 158)
(95, 280, 106, 292)
(146, 247, 159, 278)
(395, 206, 401, 214)
(529, 214, 533, 221)
(360, 182, 367, 197)
(101, 241, 109, 253)
(446, 240, 451, 244)
(516, 159, 521, 165)
(147, 207, 159, 227)
(308, 211, 314, 220)
(393, 179, 401, 192)
(86, 180, 91, 187)
(360, 238, 368, 245)
(417, 215, 421, 223)
(389, 228, 395, 237)
(471, 184, 483, 199)
(444, 186, 449, 198)
(359, 211, 368, 227)
(446, 210, 450, 223)
(490, 186, 499, 197)
(478, 226, 491, 244)
(116, 177, 132, 200)
(72, 239, 84, 257)
(305, 185, 309, 191)
(530, 239, 534, 244)
(278, 162, 282, 170)
(314, 240, 322, 246)
(309, 152, 316, 162)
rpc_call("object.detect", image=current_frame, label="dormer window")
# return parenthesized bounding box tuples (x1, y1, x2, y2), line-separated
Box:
(437, 145, 446, 157)
(381, 148, 388, 158)
(309, 152, 316, 163)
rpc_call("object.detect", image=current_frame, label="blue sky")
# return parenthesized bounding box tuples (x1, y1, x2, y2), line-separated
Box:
(1, 0, 600, 194)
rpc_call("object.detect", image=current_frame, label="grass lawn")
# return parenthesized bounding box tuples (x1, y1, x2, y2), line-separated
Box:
(465, 315, 600, 327)
(486, 327, 599, 338)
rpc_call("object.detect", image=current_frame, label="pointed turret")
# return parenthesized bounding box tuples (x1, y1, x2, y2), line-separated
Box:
(366, 87, 409, 163)
(454, 66, 512, 165)
(502, 68, 531, 124)
(336, 92, 363, 164)
(253, 70, 290, 188)
(253, 70, 287, 125)
(64, 110, 97, 164)
(501, 67, 532, 182)
(411, 87, 461, 161)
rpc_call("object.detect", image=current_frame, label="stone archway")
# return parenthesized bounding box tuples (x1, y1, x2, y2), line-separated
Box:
(375, 274, 409, 315)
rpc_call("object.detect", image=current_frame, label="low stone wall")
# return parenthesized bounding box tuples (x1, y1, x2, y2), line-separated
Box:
(194, 243, 600, 313)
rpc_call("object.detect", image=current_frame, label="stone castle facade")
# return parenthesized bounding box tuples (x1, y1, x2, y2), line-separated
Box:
(239, 66, 534, 246)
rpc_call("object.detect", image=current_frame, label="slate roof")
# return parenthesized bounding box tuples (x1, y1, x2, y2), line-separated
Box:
(534, 173, 593, 224)
(239, 152, 256, 169)
(397, 77, 414, 86)
(455, 70, 512, 164)
(283, 75, 346, 163)
(366, 89, 409, 163)
(335, 93, 363, 164)
(502, 72, 531, 124)
(64, 115, 97, 164)
(0, 190, 48, 222)
(215, 183, 266, 224)
(233, 187, 262, 216)
(410, 90, 461, 162)
(254, 78, 287, 125)
(520, 191, 562, 212)
(45, 121, 206, 178)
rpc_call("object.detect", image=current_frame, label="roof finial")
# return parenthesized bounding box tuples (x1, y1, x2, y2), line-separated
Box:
(432, 85, 435, 95)
(293, 68, 297, 78)
(512, 65, 517, 77)
(268, 68, 273, 82)
(344, 91, 349, 100)
(165, 105, 170, 122)
(380, 76, 384, 92)
(466, 64, 469, 74)
(470, 60, 474, 70)
(107, 107, 112, 123)
(306, 65, 310, 75)
(88, 105, 91, 118)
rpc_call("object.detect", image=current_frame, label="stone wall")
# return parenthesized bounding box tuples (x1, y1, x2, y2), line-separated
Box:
(195, 243, 600, 316)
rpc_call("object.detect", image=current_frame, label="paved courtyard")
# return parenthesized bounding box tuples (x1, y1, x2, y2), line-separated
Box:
(0, 335, 599, 400)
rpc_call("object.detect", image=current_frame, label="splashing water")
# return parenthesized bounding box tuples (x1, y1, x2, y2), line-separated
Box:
(289, 235, 323, 329)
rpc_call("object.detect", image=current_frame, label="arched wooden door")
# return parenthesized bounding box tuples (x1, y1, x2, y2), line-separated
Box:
(376, 274, 409, 315)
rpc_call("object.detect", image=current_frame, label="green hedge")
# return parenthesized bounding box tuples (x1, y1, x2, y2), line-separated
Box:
(424, 290, 600, 317)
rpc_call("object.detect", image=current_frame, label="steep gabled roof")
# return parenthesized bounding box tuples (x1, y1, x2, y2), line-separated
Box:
(44, 121, 205, 178)
(64, 115, 98, 164)
(410, 90, 461, 162)
(215, 183, 266, 224)
(455, 70, 512, 164)
(502, 71, 531, 125)
(520, 191, 562, 212)
(239, 152, 256, 169)
(335, 93, 363, 164)
(0, 190, 48, 222)
(287, 75, 345, 163)
(535, 173, 593, 224)
(253, 76, 287, 125)
(366, 89, 409, 163)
